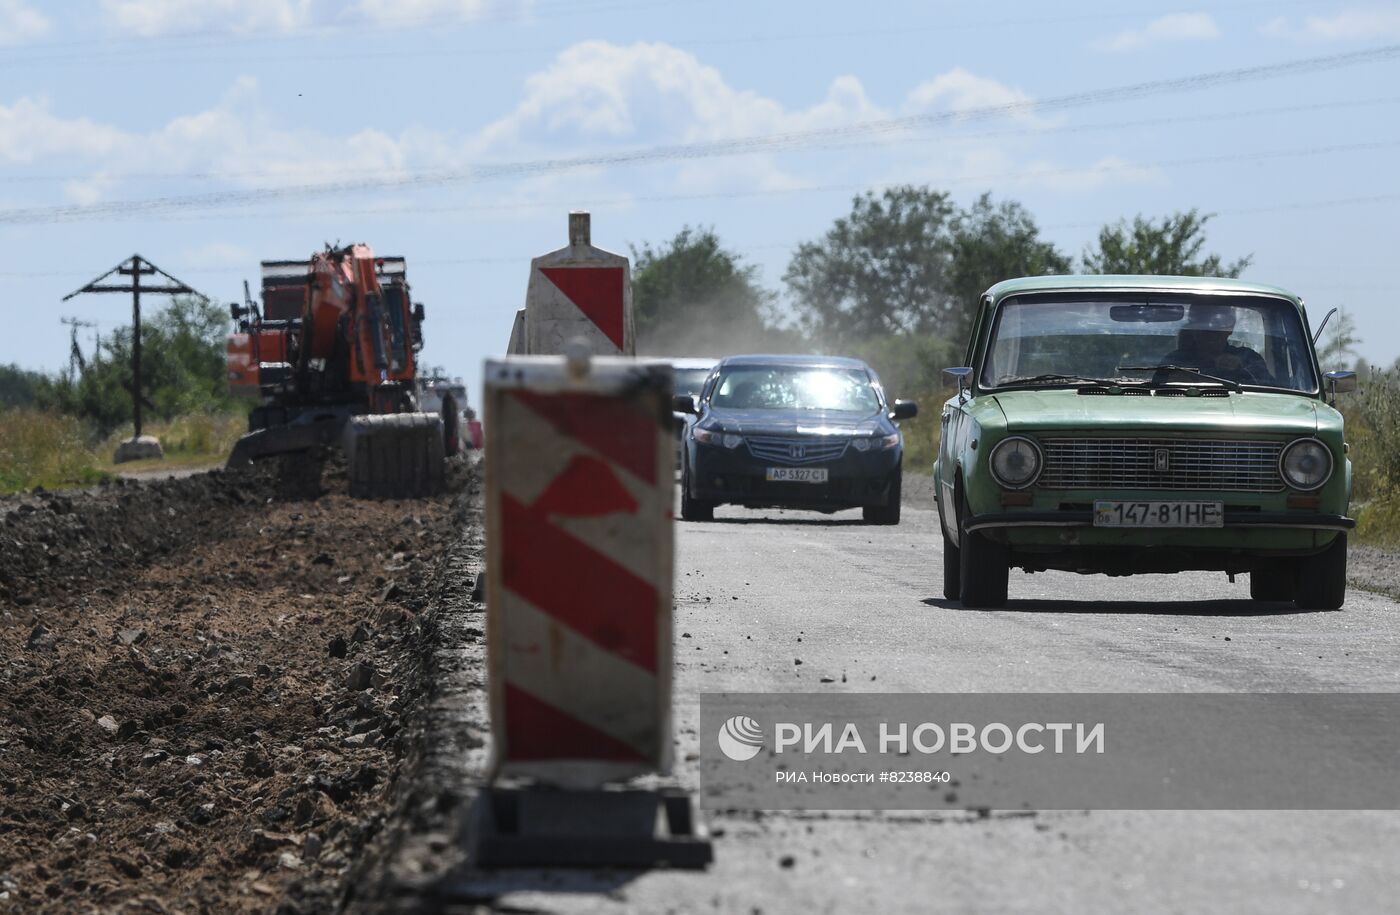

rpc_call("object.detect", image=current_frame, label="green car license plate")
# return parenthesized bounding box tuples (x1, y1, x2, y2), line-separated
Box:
(1093, 500, 1224, 528)
(766, 467, 829, 483)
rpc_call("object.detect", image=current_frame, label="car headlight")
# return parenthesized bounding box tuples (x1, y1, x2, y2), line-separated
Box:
(851, 433, 900, 452)
(989, 435, 1042, 489)
(1280, 438, 1333, 491)
(693, 427, 743, 449)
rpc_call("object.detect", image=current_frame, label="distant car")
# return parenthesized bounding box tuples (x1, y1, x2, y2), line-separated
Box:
(676, 354, 917, 524)
(663, 357, 719, 464)
(935, 274, 1357, 610)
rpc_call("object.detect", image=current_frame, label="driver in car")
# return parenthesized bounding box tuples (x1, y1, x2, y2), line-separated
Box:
(1161, 303, 1271, 384)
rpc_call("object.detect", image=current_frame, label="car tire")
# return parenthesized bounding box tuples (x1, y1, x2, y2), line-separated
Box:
(679, 464, 715, 522)
(958, 490, 1009, 608)
(942, 525, 961, 601)
(1249, 561, 1294, 602)
(1294, 533, 1347, 611)
(863, 469, 901, 525)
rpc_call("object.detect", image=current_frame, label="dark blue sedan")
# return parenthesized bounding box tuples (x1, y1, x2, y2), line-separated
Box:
(675, 354, 917, 524)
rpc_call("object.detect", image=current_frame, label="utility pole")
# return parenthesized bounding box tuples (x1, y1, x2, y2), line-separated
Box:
(60, 316, 96, 376)
(62, 255, 205, 462)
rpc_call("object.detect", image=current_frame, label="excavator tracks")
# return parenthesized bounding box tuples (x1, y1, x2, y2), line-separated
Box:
(343, 412, 447, 499)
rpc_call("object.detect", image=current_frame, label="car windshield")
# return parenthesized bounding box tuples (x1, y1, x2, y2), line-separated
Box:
(980, 294, 1318, 393)
(675, 368, 711, 397)
(711, 366, 880, 412)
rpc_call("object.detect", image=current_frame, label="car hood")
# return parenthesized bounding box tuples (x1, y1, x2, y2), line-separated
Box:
(706, 407, 885, 436)
(991, 389, 1320, 435)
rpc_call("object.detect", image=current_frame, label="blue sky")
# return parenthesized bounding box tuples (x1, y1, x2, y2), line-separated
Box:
(2, 0, 1399, 406)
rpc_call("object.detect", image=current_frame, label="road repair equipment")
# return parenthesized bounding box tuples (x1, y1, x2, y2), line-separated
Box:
(507, 211, 634, 356)
(470, 351, 711, 868)
(225, 245, 450, 497)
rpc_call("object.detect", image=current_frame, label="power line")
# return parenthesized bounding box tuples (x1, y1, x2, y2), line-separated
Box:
(9, 93, 1400, 187)
(0, 0, 1321, 70)
(2, 190, 1397, 280)
(2, 43, 1396, 226)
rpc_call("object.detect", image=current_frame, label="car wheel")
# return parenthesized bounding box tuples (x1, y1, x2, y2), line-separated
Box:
(863, 469, 901, 525)
(679, 464, 715, 522)
(1249, 561, 1294, 602)
(958, 489, 1009, 608)
(942, 525, 961, 601)
(1294, 533, 1347, 610)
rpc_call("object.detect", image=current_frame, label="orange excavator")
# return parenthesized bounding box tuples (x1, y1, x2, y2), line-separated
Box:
(226, 243, 452, 497)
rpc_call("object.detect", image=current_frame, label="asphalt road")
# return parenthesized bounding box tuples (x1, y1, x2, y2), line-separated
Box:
(486, 499, 1400, 914)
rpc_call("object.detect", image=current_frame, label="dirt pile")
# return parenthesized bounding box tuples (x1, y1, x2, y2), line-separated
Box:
(0, 459, 477, 913)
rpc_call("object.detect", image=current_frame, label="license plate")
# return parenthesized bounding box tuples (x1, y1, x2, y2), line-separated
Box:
(766, 467, 829, 483)
(1094, 500, 1223, 528)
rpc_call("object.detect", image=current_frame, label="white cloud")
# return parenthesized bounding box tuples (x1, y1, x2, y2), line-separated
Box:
(0, 98, 126, 163)
(1262, 8, 1400, 41)
(0, 40, 1161, 216)
(0, 0, 48, 45)
(472, 41, 884, 156)
(1097, 12, 1220, 51)
(99, 0, 314, 36)
(350, 0, 492, 27)
(903, 68, 1035, 120)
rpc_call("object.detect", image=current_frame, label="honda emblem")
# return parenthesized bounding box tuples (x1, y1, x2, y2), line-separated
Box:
(790, 444, 806, 460)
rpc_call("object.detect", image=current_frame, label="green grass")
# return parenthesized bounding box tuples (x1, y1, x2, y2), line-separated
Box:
(0, 408, 110, 494)
(97, 412, 246, 465)
(1341, 369, 1400, 548)
(899, 389, 943, 474)
(1, 409, 247, 495)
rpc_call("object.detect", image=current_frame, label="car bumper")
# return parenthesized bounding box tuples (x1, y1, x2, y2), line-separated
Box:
(965, 510, 1356, 534)
(689, 442, 900, 510)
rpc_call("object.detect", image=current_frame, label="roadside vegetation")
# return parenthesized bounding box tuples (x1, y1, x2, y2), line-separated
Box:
(0, 297, 245, 495)
(1344, 369, 1400, 547)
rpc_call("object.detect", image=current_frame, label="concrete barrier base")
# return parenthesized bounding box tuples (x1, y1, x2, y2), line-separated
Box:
(465, 786, 712, 869)
(113, 435, 163, 464)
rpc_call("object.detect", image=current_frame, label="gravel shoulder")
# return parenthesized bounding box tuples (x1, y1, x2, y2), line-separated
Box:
(0, 460, 475, 913)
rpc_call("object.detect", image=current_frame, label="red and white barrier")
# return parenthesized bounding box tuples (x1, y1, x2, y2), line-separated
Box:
(484, 355, 672, 787)
(509, 212, 634, 357)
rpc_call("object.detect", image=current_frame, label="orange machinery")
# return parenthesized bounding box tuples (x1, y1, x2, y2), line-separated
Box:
(226, 244, 451, 497)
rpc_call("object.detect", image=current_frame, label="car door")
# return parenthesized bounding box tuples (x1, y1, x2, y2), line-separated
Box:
(938, 296, 991, 541)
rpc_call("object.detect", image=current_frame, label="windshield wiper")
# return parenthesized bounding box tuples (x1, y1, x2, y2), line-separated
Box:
(1117, 364, 1242, 392)
(998, 373, 1128, 388)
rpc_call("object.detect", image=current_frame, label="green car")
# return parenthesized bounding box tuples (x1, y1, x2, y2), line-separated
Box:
(934, 275, 1357, 610)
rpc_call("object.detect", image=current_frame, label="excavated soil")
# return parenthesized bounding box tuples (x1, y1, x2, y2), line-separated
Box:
(0, 460, 479, 913)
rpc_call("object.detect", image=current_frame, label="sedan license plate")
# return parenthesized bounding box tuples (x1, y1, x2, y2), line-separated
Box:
(1094, 500, 1223, 528)
(766, 467, 829, 483)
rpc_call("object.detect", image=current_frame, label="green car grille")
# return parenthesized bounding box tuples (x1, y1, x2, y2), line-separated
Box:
(1038, 438, 1285, 492)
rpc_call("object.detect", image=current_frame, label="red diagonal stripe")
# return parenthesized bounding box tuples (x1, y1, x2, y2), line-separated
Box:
(540, 266, 625, 349)
(532, 454, 638, 518)
(512, 390, 657, 484)
(502, 493, 658, 672)
(503, 683, 649, 762)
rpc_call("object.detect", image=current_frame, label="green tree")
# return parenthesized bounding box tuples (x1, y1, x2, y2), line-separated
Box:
(1081, 209, 1251, 277)
(40, 296, 237, 433)
(631, 227, 781, 355)
(948, 192, 1071, 341)
(784, 186, 957, 346)
(0, 364, 45, 408)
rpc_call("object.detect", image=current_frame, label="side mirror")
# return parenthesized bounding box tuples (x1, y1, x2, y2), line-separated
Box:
(889, 400, 918, 420)
(1325, 370, 1358, 395)
(943, 367, 973, 392)
(672, 393, 699, 414)
(413, 303, 426, 322)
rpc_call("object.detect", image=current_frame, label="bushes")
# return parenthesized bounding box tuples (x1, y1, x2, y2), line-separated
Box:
(1345, 368, 1400, 546)
(0, 409, 108, 494)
